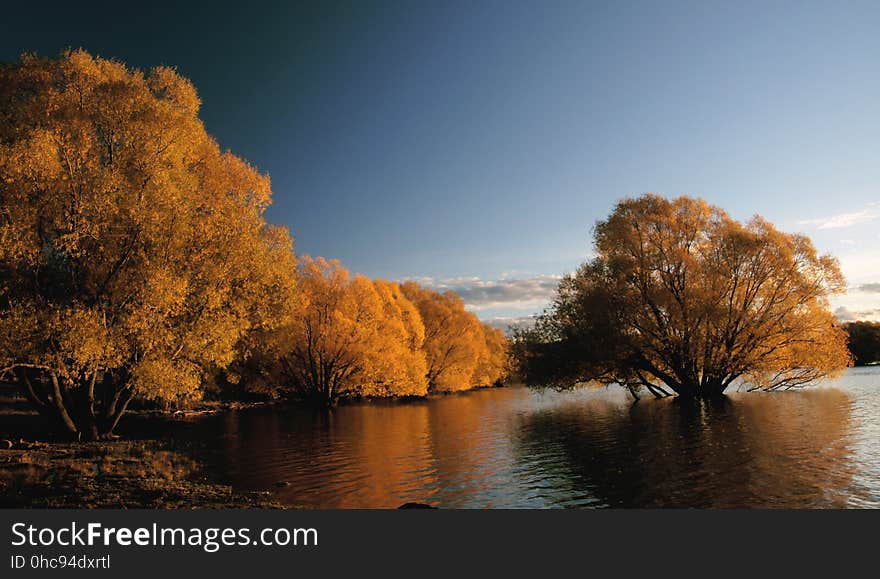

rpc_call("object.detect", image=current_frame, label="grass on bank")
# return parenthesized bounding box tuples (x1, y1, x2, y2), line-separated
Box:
(0, 438, 285, 509)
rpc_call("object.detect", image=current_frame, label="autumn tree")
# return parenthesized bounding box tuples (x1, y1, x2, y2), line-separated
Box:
(366, 279, 430, 397)
(473, 324, 510, 387)
(400, 282, 508, 392)
(513, 194, 851, 399)
(0, 51, 298, 439)
(278, 257, 429, 406)
(844, 321, 880, 366)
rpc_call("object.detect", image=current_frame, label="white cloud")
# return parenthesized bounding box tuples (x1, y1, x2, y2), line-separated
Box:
(837, 249, 880, 286)
(854, 283, 880, 293)
(799, 203, 879, 230)
(832, 279, 880, 322)
(835, 306, 880, 322)
(407, 274, 562, 312)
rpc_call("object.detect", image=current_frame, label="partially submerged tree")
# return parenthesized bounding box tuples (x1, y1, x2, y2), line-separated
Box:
(0, 51, 297, 439)
(513, 194, 851, 399)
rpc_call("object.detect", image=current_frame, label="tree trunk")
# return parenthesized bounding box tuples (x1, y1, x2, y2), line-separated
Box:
(626, 383, 641, 401)
(47, 372, 79, 437)
(105, 389, 133, 437)
(81, 371, 100, 441)
(14, 369, 135, 441)
(15, 369, 53, 420)
(669, 380, 729, 398)
(668, 381, 699, 398)
(699, 380, 728, 398)
(644, 383, 669, 399)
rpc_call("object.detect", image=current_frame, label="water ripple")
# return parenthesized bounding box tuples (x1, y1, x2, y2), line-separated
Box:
(169, 369, 880, 508)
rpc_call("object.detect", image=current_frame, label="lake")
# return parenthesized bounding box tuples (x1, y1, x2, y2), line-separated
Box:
(163, 367, 880, 508)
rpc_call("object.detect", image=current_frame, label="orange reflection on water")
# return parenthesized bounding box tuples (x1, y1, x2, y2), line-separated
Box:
(178, 369, 879, 508)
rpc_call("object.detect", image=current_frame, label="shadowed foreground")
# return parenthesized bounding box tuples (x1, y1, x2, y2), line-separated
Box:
(0, 440, 284, 508)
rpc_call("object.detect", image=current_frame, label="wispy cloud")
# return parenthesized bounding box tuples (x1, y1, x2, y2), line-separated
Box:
(800, 203, 880, 230)
(408, 274, 561, 312)
(835, 306, 880, 322)
(854, 283, 880, 293)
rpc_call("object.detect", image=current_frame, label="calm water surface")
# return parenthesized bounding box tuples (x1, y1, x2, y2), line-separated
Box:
(168, 367, 880, 508)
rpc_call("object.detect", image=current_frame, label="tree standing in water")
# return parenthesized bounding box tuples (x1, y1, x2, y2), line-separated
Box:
(513, 194, 852, 399)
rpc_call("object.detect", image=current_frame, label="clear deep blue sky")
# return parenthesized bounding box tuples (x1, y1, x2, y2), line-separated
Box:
(2, 1, 879, 323)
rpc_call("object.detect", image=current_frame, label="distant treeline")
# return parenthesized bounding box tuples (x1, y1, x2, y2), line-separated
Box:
(844, 322, 880, 366)
(0, 50, 508, 441)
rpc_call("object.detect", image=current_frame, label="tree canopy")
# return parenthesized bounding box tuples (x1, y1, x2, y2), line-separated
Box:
(513, 194, 852, 399)
(274, 260, 509, 406)
(844, 321, 880, 366)
(0, 51, 298, 438)
(401, 282, 509, 393)
(0, 50, 529, 434)
(276, 257, 429, 405)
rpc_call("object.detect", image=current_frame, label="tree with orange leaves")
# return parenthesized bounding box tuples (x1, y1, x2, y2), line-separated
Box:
(366, 279, 430, 397)
(513, 194, 852, 399)
(279, 257, 429, 405)
(0, 51, 298, 439)
(400, 282, 508, 392)
(473, 324, 510, 388)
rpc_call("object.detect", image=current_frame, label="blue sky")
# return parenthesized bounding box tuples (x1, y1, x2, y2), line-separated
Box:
(2, 1, 879, 325)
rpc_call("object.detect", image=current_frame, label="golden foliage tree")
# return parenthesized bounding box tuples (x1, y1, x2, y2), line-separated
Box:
(513, 194, 851, 399)
(279, 257, 429, 406)
(400, 282, 508, 392)
(0, 51, 297, 439)
(473, 324, 510, 388)
(366, 279, 430, 397)
(279, 262, 510, 404)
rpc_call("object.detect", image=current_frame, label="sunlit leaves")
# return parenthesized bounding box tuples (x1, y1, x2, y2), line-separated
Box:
(0, 50, 297, 435)
(278, 260, 510, 404)
(0, 49, 511, 436)
(401, 282, 509, 393)
(514, 194, 851, 397)
(278, 257, 430, 403)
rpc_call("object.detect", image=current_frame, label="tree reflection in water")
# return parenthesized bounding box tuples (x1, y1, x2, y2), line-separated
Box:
(158, 371, 879, 508)
(515, 388, 856, 507)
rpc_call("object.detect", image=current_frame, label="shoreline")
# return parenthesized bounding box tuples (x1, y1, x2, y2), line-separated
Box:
(0, 385, 509, 509)
(0, 438, 287, 509)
